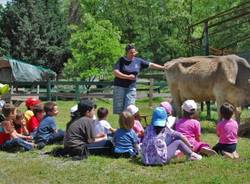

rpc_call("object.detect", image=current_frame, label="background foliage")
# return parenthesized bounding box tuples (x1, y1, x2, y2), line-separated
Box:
(0, 0, 71, 74)
(0, 0, 248, 79)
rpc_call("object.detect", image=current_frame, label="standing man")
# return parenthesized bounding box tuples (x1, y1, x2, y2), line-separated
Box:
(113, 44, 165, 114)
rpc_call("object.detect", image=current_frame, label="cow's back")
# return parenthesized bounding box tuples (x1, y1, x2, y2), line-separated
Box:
(165, 56, 220, 102)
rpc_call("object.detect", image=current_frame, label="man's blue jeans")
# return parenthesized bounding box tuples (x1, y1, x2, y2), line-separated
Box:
(113, 86, 136, 114)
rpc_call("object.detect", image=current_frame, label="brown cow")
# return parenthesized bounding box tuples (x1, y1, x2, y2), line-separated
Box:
(164, 55, 250, 122)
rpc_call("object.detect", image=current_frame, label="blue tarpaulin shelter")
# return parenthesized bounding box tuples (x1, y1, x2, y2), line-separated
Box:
(0, 56, 56, 83)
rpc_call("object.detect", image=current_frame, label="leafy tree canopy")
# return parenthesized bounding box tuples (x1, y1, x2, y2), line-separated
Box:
(63, 13, 123, 81)
(0, 0, 70, 74)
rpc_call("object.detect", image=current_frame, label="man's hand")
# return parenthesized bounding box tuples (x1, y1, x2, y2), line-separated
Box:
(127, 74, 136, 80)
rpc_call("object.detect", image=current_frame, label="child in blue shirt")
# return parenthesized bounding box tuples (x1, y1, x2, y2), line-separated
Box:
(35, 102, 64, 149)
(113, 110, 138, 158)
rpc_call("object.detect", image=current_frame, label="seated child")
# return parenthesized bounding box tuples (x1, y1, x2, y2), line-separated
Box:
(126, 105, 144, 141)
(35, 102, 64, 149)
(174, 100, 217, 156)
(13, 110, 29, 135)
(0, 103, 34, 151)
(94, 107, 116, 139)
(160, 101, 176, 128)
(113, 111, 139, 158)
(24, 97, 41, 123)
(71, 103, 97, 120)
(64, 99, 113, 160)
(141, 107, 202, 165)
(27, 104, 44, 136)
(0, 120, 34, 151)
(213, 102, 239, 159)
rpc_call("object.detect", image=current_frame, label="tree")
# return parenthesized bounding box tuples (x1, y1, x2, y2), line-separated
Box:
(63, 13, 123, 81)
(0, 0, 70, 74)
(78, 0, 191, 63)
(134, 0, 190, 62)
(62, 0, 82, 25)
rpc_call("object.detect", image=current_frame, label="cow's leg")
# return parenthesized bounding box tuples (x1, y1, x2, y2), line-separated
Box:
(215, 96, 224, 121)
(235, 106, 241, 124)
(171, 91, 182, 118)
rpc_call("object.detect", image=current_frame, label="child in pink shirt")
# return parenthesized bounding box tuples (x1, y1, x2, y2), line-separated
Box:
(160, 101, 176, 128)
(212, 103, 239, 159)
(127, 105, 144, 141)
(174, 100, 217, 156)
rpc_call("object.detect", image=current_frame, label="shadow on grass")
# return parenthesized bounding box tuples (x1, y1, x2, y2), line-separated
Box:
(129, 155, 187, 167)
(45, 146, 119, 161)
(0, 147, 26, 153)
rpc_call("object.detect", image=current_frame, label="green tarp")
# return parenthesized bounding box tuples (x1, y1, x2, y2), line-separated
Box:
(0, 57, 56, 82)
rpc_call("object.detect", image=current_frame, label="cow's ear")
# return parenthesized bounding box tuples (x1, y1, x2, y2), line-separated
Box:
(220, 58, 238, 85)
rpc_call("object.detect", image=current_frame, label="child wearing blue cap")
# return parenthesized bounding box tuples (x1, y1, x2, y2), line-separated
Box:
(141, 107, 202, 165)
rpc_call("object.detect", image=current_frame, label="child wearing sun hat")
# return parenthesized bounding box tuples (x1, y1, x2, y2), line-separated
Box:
(126, 104, 144, 142)
(160, 101, 176, 128)
(174, 99, 217, 156)
(24, 97, 41, 123)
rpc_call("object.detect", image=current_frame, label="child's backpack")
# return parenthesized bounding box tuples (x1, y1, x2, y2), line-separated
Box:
(141, 126, 168, 165)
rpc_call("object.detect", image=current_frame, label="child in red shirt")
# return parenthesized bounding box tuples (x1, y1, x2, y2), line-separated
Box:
(24, 97, 41, 123)
(27, 104, 44, 136)
(0, 104, 35, 151)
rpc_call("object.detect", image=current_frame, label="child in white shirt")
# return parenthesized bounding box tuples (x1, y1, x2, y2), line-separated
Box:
(94, 107, 116, 139)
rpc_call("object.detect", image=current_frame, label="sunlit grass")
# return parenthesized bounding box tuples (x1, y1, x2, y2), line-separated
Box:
(2, 98, 250, 184)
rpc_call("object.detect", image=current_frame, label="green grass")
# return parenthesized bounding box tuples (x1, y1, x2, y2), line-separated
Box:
(1, 98, 250, 184)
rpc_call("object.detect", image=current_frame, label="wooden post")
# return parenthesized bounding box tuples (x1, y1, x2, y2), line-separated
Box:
(11, 84, 14, 94)
(54, 83, 58, 101)
(201, 102, 204, 111)
(149, 78, 154, 107)
(75, 82, 80, 101)
(37, 84, 40, 94)
(204, 21, 211, 119)
(47, 79, 52, 101)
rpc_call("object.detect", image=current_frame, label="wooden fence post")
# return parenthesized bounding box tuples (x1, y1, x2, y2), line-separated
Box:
(149, 78, 154, 107)
(75, 83, 80, 101)
(204, 21, 211, 119)
(47, 79, 52, 101)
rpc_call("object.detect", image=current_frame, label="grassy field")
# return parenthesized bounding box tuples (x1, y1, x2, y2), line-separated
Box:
(1, 98, 250, 184)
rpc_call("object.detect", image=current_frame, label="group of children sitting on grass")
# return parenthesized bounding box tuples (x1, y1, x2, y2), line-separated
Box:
(0, 97, 239, 165)
(0, 98, 64, 151)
